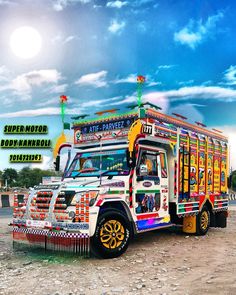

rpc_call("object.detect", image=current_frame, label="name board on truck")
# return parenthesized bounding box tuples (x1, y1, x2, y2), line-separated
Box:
(74, 117, 136, 144)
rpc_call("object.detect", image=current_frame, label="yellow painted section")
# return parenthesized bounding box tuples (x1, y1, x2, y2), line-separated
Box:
(190, 152, 198, 193)
(128, 119, 142, 154)
(53, 132, 66, 158)
(162, 215, 170, 223)
(214, 157, 220, 192)
(183, 215, 196, 233)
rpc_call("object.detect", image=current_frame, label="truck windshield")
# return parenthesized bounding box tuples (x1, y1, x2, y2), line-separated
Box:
(65, 148, 129, 178)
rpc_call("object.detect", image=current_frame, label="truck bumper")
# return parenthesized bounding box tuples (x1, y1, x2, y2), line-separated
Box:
(13, 226, 90, 256)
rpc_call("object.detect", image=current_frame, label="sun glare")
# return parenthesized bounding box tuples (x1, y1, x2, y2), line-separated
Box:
(10, 26, 42, 59)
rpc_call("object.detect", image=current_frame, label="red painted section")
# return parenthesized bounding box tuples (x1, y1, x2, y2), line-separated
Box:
(185, 204, 193, 212)
(96, 199, 103, 207)
(199, 195, 206, 208)
(209, 194, 215, 205)
(137, 213, 159, 220)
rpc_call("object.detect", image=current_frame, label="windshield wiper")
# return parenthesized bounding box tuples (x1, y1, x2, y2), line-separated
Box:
(98, 170, 113, 179)
(72, 168, 99, 178)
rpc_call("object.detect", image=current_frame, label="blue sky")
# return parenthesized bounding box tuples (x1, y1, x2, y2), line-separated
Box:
(0, 0, 236, 171)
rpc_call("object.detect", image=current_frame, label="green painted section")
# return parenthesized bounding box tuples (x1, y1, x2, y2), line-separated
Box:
(136, 190, 160, 193)
(73, 110, 137, 126)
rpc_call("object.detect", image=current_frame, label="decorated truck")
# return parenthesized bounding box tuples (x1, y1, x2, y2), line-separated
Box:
(12, 103, 229, 258)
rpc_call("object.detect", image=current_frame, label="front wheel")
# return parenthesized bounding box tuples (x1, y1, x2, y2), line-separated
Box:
(91, 210, 131, 259)
(196, 206, 210, 235)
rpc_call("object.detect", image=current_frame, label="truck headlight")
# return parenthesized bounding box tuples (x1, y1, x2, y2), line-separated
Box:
(89, 191, 99, 207)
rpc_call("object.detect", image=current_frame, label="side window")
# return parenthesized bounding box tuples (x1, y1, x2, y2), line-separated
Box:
(138, 150, 158, 176)
(159, 153, 168, 178)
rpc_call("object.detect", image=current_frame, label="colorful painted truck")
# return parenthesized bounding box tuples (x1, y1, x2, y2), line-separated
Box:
(12, 104, 229, 258)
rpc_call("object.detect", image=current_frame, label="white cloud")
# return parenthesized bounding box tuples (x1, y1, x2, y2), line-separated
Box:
(0, 107, 61, 118)
(81, 96, 122, 108)
(81, 99, 106, 108)
(132, 0, 155, 6)
(169, 104, 204, 124)
(31, 155, 52, 170)
(152, 86, 236, 102)
(224, 65, 236, 85)
(75, 70, 108, 88)
(0, 65, 11, 83)
(107, 1, 128, 8)
(113, 74, 161, 87)
(178, 80, 194, 86)
(0, 65, 10, 75)
(63, 35, 76, 43)
(108, 19, 126, 34)
(143, 93, 169, 113)
(108, 95, 136, 106)
(158, 64, 176, 70)
(52, 34, 77, 44)
(147, 81, 162, 87)
(0, 106, 80, 118)
(49, 83, 68, 94)
(52, 0, 90, 11)
(212, 125, 236, 170)
(0, 0, 15, 6)
(174, 12, 224, 49)
(113, 74, 137, 84)
(108, 92, 169, 113)
(10, 69, 62, 97)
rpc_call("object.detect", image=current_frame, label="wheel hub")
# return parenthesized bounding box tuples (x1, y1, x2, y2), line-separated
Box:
(100, 220, 125, 249)
(201, 211, 209, 230)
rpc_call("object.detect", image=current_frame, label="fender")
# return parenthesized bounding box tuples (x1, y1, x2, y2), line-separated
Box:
(89, 198, 136, 237)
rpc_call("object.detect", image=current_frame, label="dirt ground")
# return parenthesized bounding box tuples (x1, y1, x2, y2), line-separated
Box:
(0, 208, 236, 295)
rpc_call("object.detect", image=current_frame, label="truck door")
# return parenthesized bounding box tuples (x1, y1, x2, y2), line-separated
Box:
(133, 148, 170, 224)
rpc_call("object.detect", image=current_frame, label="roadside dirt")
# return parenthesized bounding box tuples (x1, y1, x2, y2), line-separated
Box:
(0, 210, 236, 295)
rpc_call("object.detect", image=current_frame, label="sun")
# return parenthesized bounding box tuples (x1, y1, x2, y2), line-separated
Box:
(10, 26, 42, 59)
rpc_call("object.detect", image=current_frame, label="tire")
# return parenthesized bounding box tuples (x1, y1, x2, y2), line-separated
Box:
(91, 210, 131, 259)
(196, 206, 210, 235)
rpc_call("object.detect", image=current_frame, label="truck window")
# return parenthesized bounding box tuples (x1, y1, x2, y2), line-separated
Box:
(137, 150, 158, 176)
(65, 149, 129, 178)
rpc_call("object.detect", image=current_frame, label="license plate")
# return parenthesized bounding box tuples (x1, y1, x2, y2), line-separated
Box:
(26, 220, 51, 228)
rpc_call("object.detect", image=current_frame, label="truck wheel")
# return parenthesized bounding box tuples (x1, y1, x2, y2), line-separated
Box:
(196, 206, 210, 235)
(91, 210, 131, 259)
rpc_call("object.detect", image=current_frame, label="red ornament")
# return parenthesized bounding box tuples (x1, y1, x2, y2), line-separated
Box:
(60, 95, 68, 103)
(137, 75, 146, 83)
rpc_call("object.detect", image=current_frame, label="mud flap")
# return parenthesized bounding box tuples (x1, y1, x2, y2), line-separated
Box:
(183, 215, 196, 234)
(210, 211, 227, 228)
(215, 211, 227, 228)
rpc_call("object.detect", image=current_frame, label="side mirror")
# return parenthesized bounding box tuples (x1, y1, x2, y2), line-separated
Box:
(139, 164, 148, 176)
(54, 155, 60, 171)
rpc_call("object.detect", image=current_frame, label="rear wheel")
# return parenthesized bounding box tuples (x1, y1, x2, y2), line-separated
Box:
(91, 210, 131, 259)
(196, 206, 210, 235)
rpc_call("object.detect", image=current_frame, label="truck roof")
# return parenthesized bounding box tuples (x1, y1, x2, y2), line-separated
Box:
(72, 105, 227, 144)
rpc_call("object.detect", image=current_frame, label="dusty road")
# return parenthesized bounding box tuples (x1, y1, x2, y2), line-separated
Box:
(0, 208, 236, 295)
